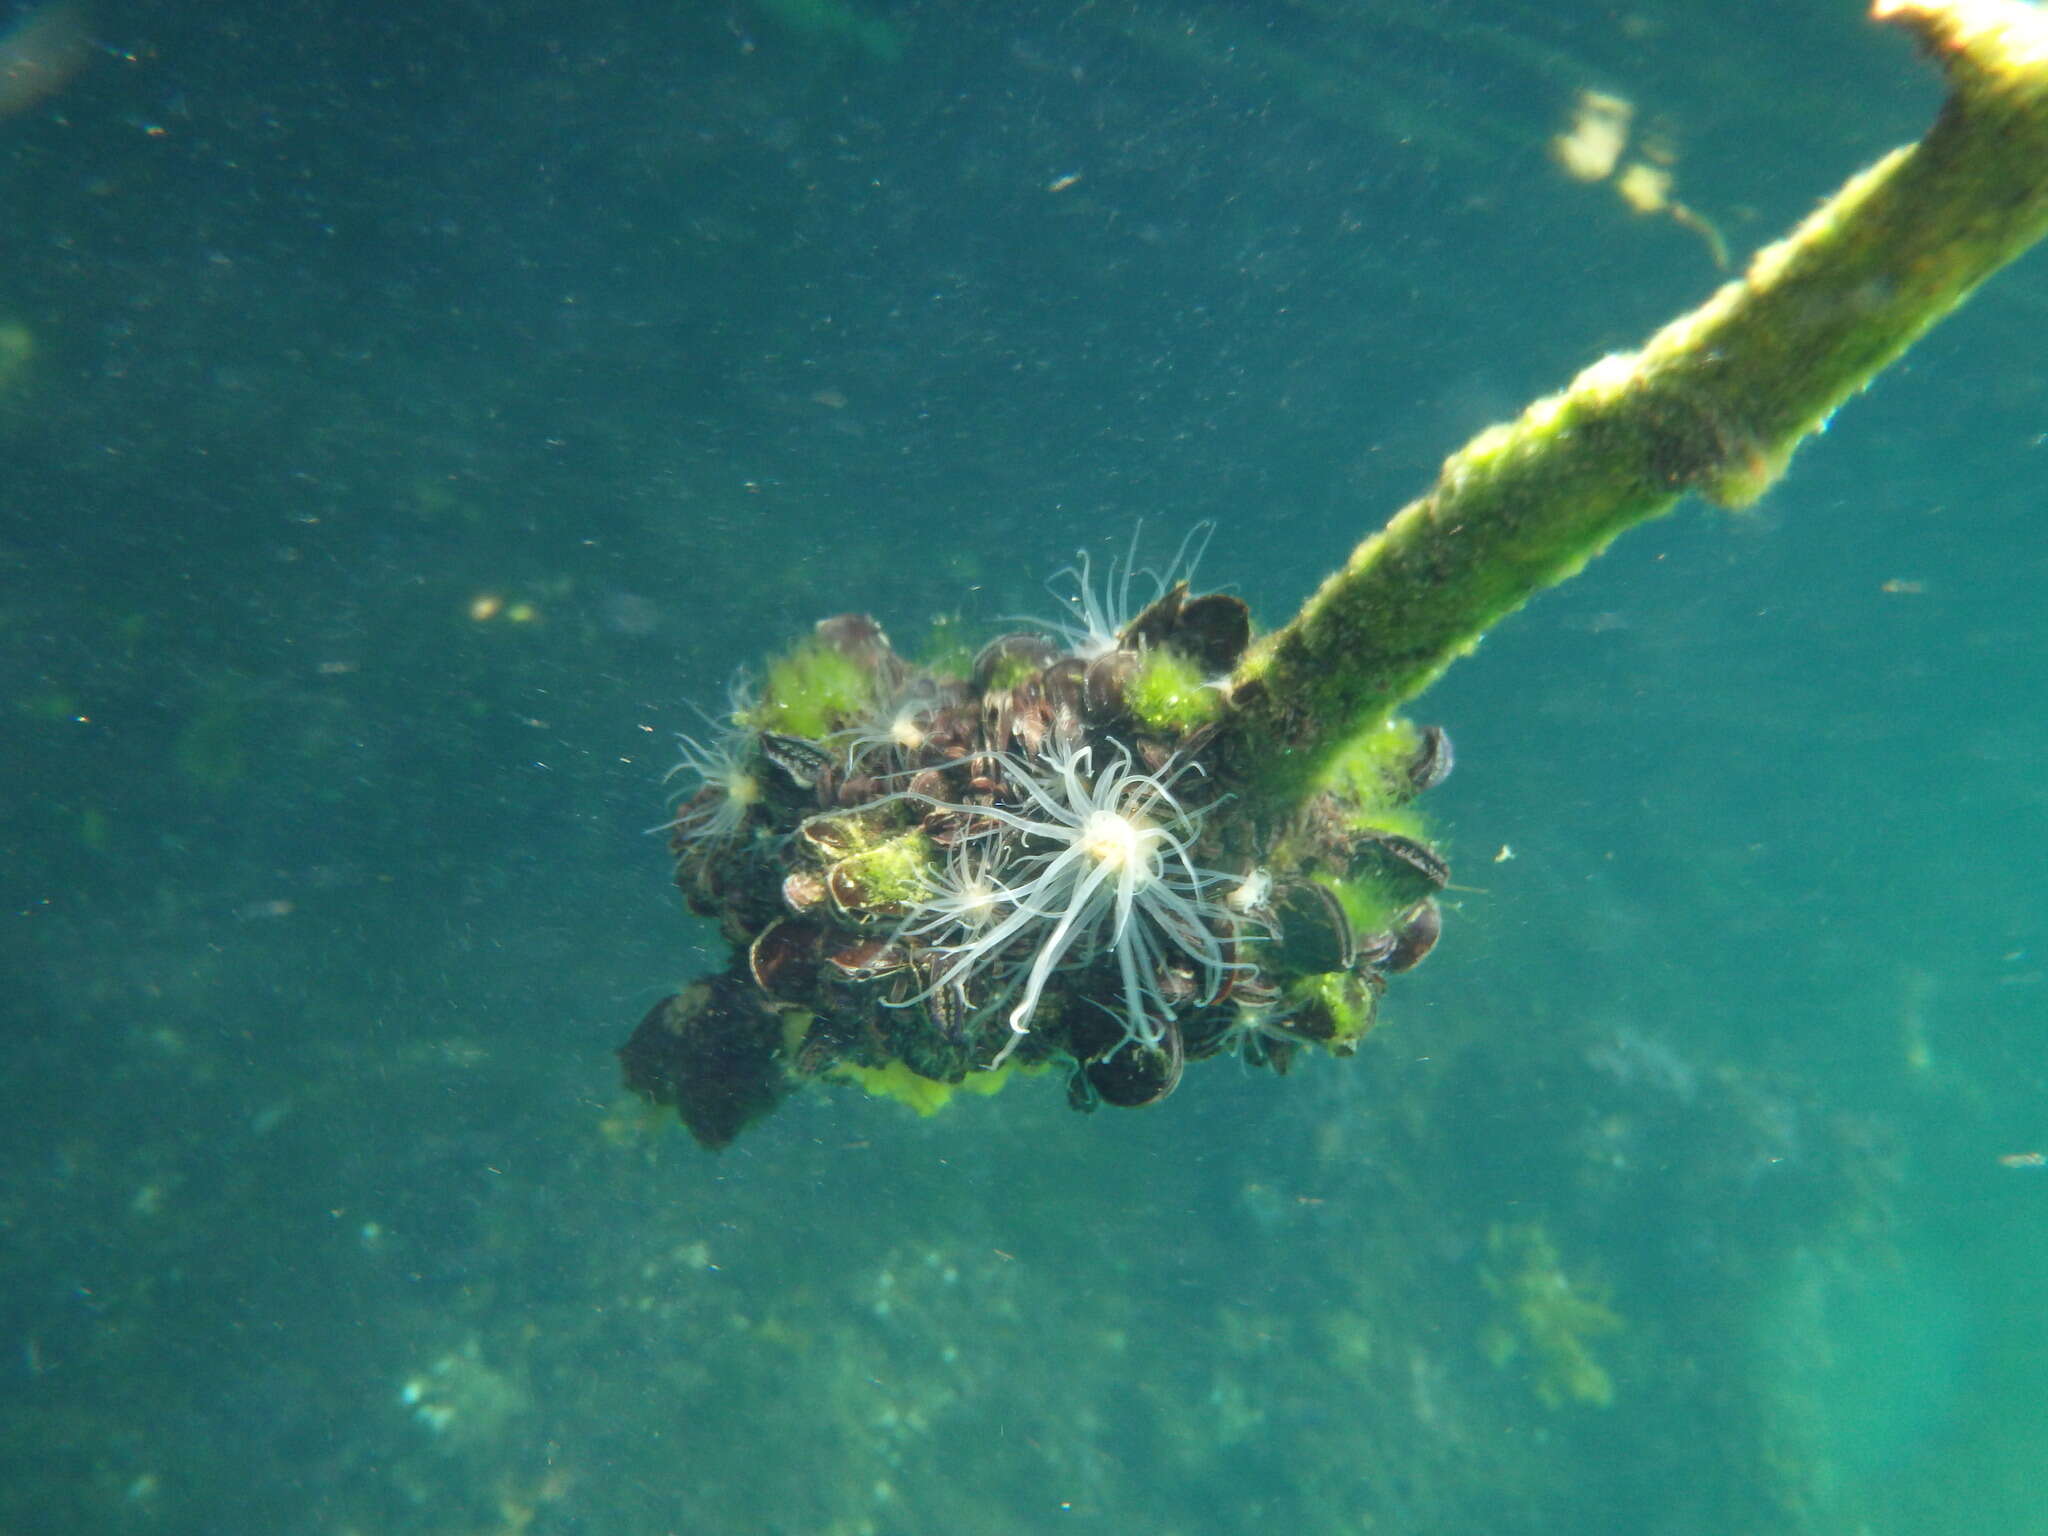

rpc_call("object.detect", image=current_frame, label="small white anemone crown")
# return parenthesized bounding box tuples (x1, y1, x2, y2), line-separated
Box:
(897, 834, 1017, 948)
(659, 725, 762, 846)
(834, 675, 943, 772)
(888, 833, 1027, 1020)
(1036, 519, 1216, 660)
(904, 735, 1241, 1061)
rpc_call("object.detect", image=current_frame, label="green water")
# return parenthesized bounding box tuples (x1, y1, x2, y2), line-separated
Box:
(5, 0, 2045, 1531)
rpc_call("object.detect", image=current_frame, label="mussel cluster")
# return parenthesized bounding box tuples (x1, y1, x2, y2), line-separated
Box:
(621, 582, 1452, 1149)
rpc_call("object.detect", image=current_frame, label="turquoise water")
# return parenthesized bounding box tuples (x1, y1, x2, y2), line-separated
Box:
(5, 1, 2046, 1531)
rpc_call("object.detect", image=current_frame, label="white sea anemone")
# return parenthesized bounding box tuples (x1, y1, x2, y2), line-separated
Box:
(897, 832, 1020, 945)
(835, 676, 945, 774)
(659, 728, 763, 847)
(885, 832, 1030, 1026)
(658, 677, 765, 852)
(1212, 1002, 1310, 1066)
(905, 736, 1241, 1062)
(1036, 520, 1216, 660)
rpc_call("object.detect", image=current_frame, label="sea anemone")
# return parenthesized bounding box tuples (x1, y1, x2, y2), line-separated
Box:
(1037, 520, 1215, 661)
(885, 832, 1029, 1030)
(659, 681, 766, 850)
(896, 832, 1021, 948)
(659, 727, 763, 848)
(834, 675, 952, 776)
(904, 735, 1242, 1062)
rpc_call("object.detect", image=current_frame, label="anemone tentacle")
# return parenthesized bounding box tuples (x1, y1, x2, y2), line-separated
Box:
(1028, 520, 1217, 661)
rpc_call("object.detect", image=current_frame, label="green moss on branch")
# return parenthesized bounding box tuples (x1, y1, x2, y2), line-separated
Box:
(1221, 0, 2048, 810)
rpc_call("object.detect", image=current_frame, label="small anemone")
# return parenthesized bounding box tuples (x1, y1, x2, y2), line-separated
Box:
(659, 730, 763, 847)
(1211, 1001, 1312, 1066)
(1035, 520, 1216, 661)
(898, 832, 1022, 945)
(657, 679, 765, 848)
(834, 675, 948, 775)
(901, 735, 1243, 1062)
(884, 833, 1028, 1024)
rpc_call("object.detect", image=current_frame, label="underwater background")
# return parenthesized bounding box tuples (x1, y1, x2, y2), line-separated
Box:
(5, 0, 2046, 1531)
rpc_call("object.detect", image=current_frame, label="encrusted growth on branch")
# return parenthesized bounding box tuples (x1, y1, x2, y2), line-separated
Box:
(626, 563, 1451, 1148)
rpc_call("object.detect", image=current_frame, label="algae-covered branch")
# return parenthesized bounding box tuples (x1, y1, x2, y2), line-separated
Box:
(1220, 0, 2048, 808)
(621, 0, 2048, 1149)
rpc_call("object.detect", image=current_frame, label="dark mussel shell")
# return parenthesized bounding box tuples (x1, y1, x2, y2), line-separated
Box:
(1351, 832, 1451, 906)
(814, 612, 899, 674)
(1083, 649, 1142, 721)
(980, 687, 1016, 759)
(1281, 968, 1386, 1050)
(1406, 725, 1455, 796)
(1273, 879, 1356, 974)
(827, 861, 910, 924)
(918, 807, 985, 846)
(905, 949, 973, 1043)
(1122, 584, 1252, 677)
(1120, 581, 1187, 652)
(906, 766, 953, 802)
(780, 868, 828, 916)
(1166, 592, 1253, 676)
(835, 773, 883, 807)
(748, 918, 822, 997)
(796, 810, 858, 857)
(1040, 656, 1087, 719)
(972, 632, 1061, 692)
(760, 730, 835, 790)
(823, 936, 910, 982)
(919, 700, 979, 760)
(1006, 693, 1057, 758)
(1350, 927, 1400, 968)
(618, 975, 793, 1150)
(1083, 1024, 1186, 1107)
(1382, 899, 1442, 973)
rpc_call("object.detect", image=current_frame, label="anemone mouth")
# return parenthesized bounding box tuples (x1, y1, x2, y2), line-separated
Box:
(1078, 807, 1145, 873)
